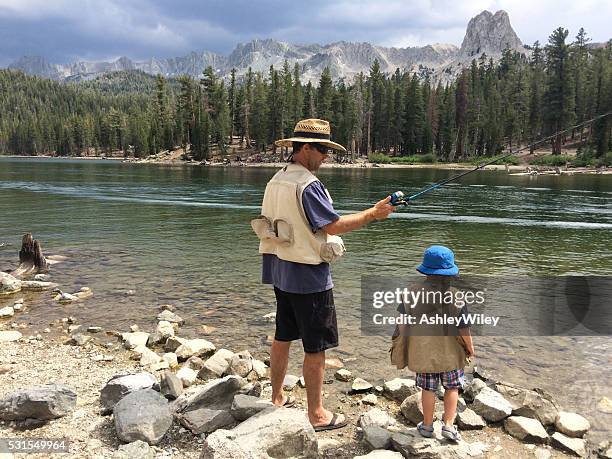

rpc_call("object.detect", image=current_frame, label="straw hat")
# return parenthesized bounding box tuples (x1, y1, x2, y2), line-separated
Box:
(275, 119, 347, 153)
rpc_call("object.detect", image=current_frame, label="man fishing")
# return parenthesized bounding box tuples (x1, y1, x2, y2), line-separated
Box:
(252, 118, 395, 431)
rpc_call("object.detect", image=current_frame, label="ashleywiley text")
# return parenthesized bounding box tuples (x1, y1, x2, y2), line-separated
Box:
(372, 312, 500, 327)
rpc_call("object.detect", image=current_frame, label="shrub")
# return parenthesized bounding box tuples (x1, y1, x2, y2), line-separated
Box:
(531, 155, 573, 167)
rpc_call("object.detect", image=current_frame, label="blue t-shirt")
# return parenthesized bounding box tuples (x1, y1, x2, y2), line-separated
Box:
(262, 180, 340, 294)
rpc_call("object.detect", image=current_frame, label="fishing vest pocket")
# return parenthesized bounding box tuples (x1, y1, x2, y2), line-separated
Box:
(319, 235, 346, 262)
(251, 216, 293, 246)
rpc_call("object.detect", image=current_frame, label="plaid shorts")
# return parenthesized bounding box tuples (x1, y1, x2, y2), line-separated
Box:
(416, 369, 465, 392)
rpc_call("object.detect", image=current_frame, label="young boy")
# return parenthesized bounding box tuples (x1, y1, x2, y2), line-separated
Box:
(408, 245, 474, 442)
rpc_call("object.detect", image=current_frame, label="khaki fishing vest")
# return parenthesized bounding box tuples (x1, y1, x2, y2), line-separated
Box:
(390, 280, 469, 373)
(251, 163, 345, 265)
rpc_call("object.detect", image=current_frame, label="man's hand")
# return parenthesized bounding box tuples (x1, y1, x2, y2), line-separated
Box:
(369, 195, 396, 221)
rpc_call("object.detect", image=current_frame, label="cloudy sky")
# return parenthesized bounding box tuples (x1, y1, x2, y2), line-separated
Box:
(0, 0, 610, 66)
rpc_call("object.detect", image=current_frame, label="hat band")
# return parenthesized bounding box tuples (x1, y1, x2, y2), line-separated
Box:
(293, 131, 330, 140)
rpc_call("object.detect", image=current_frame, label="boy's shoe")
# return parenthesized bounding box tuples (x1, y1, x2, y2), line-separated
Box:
(417, 421, 434, 438)
(441, 424, 462, 442)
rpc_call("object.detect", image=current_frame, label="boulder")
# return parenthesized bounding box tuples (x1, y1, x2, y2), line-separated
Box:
(399, 392, 424, 425)
(495, 382, 559, 425)
(230, 394, 275, 421)
(122, 332, 150, 350)
(178, 407, 235, 434)
(334, 369, 352, 382)
(554, 411, 590, 438)
(471, 387, 512, 422)
(383, 378, 418, 402)
(0, 384, 76, 421)
(157, 309, 184, 325)
(198, 349, 234, 380)
(147, 332, 164, 347)
(179, 375, 248, 413)
(391, 429, 489, 458)
(201, 407, 317, 459)
(187, 356, 206, 370)
(176, 367, 198, 388)
(69, 333, 92, 346)
(534, 447, 552, 459)
(598, 396, 612, 414)
(156, 321, 175, 339)
(362, 394, 378, 406)
(360, 407, 397, 429)
(456, 407, 486, 430)
(112, 440, 154, 459)
(0, 272, 21, 294)
(324, 357, 344, 369)
(551, 432, 587, 457)
(503, 416, 548, 443)
(283, 374, 300, 391)
(351, 377, 373, 393)
(160, 371, 183, 400)
(100, 372, 158, 414)
(0, 331, 22, 342)
(227, 351, 254, 378)
(249, 359, 268, 380)
(463, 378, 488, 402)
(175, 339, 216, 360)
(596, 441, 612, 459)
(113, 389, 172, 445)
(164, 336, 187, 352)
(138, 347, 162, 367)
(362, 425, 392, 450)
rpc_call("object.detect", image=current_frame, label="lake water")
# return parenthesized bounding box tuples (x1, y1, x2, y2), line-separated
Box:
(1, 157, 611, 441)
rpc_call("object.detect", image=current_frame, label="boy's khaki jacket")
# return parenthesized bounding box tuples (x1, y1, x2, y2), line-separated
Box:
(390, 282, 469, 373)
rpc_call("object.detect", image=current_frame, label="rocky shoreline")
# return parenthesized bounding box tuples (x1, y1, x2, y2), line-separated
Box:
(2, 267, 611, 459)
(2, 154, 611, 175)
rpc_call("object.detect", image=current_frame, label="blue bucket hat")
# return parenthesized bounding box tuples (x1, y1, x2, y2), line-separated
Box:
(416, 245, 459, 276)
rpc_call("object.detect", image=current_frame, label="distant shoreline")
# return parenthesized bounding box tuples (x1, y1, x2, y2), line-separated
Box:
(2, 154, 610, 174)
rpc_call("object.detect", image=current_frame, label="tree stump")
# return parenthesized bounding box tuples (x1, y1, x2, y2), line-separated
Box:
(11, 233, 48, 278)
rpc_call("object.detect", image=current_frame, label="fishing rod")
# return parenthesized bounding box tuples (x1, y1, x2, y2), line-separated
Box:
(389, 111, 612, 206)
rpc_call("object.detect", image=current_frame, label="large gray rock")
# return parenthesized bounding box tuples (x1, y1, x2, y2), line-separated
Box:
(471, 387, 512, 422)
(113, 389, 172, 445)
(178, 407, 235, 434)
(399, 392, 424, 425)
(175, 338, 216, 360)
(176, 367, 198, 387)
(122, 332, 150, 350)
(463, 378, 488, 402)
(157, 309, 185, 325)
(351, 377, 373, 393)
(100, 372, 158, 414)
(0, 272, 21, 294)
(456, 407, 486, 430)
(227, 351, 254, 378)
(201, 407, 317, 459)
(164, 336, 188, 352)
(554, 411, 591, 438)
(160, 370, 183, 400)
(551, 432, 587, 457)
(359, 407, 397, 429)
(112, 440, 155, 459)
(362, 425, 392, 450)
(198, 349, 235, 380)
(21, 280, 58, 291)
(503, 416, 548, 443)
(495, 382, 559, 425)
(383, 378, 418, 402)
(179, 375, 248, 413)
(391, 429, 489, 458)
(0, 384, 76, 421)
(0, 306, 14, 318)
(230, 394, 275, 421)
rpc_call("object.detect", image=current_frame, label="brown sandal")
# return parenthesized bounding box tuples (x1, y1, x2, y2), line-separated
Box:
(313, 413, 348, 432)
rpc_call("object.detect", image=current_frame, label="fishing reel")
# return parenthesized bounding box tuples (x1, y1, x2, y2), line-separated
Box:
(389, 191, 408, 206)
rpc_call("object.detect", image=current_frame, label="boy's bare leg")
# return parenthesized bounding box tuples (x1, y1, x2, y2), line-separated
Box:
(421, 389, 436, 425)
(270, 339, 291, 406)
(443, 388, 459, 426)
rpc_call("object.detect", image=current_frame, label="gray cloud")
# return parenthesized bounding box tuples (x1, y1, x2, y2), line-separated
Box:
(0, 0, 609, 67)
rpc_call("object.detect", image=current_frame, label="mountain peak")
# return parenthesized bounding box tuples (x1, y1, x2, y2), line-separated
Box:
(459, 9, 523, 59)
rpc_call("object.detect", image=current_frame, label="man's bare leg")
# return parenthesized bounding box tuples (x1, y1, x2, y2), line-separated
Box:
(270, 339, 291, 406)
(303, 350, 344, 427)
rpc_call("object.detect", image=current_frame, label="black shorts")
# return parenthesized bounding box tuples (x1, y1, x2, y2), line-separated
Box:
(273, 287, 339, 353)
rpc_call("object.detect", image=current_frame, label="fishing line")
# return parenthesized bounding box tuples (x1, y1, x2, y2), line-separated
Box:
(390, 111, 612, 205)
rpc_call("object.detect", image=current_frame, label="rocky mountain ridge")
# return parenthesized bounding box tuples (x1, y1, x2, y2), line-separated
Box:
(7, 10, 527, 84)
